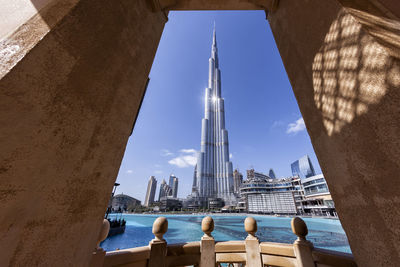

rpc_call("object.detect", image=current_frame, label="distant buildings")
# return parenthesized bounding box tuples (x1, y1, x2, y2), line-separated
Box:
(301, 174, 336, 216)
(233, 169, 243, 194)
(169, 175, 179, 198)
(239, 164, 336, 216)
(156, 174, 179, 201)
(144, 176, 157, 207)
(111, 194, 141, 212)
(158, 179, 172, 201)
(247, 169, 269, 180)
(268, 168, 276, 179)
(192, 165, 198, 193)
(291, 155, 316, 179)
(168, 174, 176, 188)
(240, 169, 301, 214)
(160, 197, 182, 211)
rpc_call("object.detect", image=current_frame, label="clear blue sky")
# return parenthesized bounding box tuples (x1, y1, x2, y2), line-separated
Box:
(115, 11, 322, 202)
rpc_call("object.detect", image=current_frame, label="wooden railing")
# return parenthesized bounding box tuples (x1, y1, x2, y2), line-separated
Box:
(90, 216, 357, 267)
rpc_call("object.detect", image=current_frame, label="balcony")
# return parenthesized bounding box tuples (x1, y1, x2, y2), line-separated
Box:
(91, 216, 356, 267)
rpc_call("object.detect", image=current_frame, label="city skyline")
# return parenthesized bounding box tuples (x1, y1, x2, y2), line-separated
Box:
(114, 11, 322, 202)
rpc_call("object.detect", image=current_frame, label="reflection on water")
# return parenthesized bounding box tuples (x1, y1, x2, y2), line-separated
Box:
(101, 214, 351, 254)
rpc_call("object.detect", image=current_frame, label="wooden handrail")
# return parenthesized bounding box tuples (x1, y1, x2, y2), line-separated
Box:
(96, 216, 357, 267)
(215, 241, 245, 253)
(104, 246, 150, 267)
(260, 242, 295, 257)
(312, 247, 356, 267)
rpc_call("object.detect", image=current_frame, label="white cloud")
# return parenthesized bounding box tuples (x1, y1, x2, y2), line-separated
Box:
(161, 149, 174, 157)
(180, 148, 197, 154)
(126, 170, 133, 174)
(154, 164, 161, 168)
(154, 170, 163, 174)
(271, 120, 284, 128)
(287, 117, 306, 134)
(168, 149, 197, 168)
(229, 153, 233, 159)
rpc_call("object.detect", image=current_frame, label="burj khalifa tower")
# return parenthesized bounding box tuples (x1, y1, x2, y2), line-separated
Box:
(193, 27, 235, 204)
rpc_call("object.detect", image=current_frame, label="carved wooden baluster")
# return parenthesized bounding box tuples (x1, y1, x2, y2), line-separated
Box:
(89, 219, 110, 267)
(291, 217, 315, 267)
(149, 217, 168, 267)
(200, 216, 216, 267)
(244, 217, 262, 267)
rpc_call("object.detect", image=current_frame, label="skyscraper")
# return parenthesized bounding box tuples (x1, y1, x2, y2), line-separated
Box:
(158, 179, 172, 201)
(291, 155, 316, 179)
(172, 177, 178, 198)
(192, 164, 197, 193)
(269, 168, 276, 179)
(193, 26, 234, 203)
(169, 174, 176, 188)
(233, 169, 243, 194)
(144, 176, 157, 207)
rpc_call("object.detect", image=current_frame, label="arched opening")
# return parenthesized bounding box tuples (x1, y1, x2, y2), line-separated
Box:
(105, 9, 349, 253)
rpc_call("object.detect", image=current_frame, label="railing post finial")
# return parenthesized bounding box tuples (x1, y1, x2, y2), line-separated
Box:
(291, 217, 315, 267)
(200, 216, 215, 267)
(244, 217, 258, 240)
(152, 217, 168, 242)
(244, 217, 262, 266)
(291, 217, 309, 242)
(202, 216, 214, 238)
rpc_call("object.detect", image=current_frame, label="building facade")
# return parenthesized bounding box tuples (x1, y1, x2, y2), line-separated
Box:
(158, 179, 172, 201)
(301, 174, 336, 216)
(240, 169, 302, 214)
(247, 169, 270, 180)
(240, 168, 336, 216)
(160, 197, 182, 212)
(111, 194, 141, 212)
(144, 176, 157, 207)
(168, 174, 176, 188)
(268, 168, 276, 179)
(171, 176, 178, 198)
(291, 155, 316, 179)
(193, 27, 234, 204)
(233, 169, 243, 194)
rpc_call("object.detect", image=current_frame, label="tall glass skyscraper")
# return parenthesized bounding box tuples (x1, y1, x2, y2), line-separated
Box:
(144, 176, 157, 207)
(193, 27, 234, 203)
(268, 168, 277, 179)
(291, 155, 316, 179)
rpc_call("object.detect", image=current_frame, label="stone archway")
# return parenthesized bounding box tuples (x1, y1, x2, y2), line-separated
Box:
(0, 0, 399, 266)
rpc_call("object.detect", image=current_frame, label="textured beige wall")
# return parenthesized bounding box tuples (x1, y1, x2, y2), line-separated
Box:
(0, 0, 166, 265)
(268, 1, 400, 266)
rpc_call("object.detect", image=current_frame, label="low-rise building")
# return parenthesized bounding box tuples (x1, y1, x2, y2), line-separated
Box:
(240, 169, 301, 214)
(208, 198, 224, 209)
(240, 169, 336, 216)
(160, 197, 183, 211)
(301, 174, 336, 216)
(111, 194, 141, 212)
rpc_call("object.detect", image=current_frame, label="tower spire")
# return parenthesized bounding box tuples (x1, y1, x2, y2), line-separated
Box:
(212, 22, 216, 47)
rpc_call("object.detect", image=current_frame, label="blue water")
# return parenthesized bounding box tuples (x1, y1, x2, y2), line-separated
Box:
(101, 214, 351, 254)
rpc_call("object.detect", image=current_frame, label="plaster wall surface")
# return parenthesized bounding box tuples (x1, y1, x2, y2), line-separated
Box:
(268, 1, 400, 266)
(0, 0, 166, 265)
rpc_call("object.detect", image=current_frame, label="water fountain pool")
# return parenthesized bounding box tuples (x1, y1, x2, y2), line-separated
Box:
(101, 214, 351, 254)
